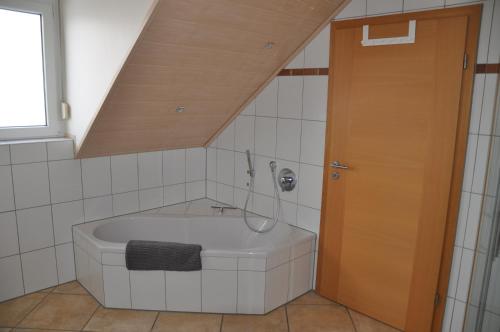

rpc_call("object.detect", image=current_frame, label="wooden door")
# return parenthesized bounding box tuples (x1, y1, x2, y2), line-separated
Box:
(316, 8, 478, 332)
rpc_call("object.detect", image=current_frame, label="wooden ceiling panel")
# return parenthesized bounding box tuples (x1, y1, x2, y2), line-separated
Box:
(76, 0, 346, 158)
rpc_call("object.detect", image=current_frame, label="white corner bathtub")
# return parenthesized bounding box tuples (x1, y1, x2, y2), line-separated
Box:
(73, 200, 316, 314)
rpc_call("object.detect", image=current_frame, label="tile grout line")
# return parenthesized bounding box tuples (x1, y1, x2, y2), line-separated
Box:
(149, 311, 160, 332)
(346, 307, 358, 332)
(219, 314, 224, 332)
(80, 303, 101, 332)
(14, 289, 52, 328)
(285, 305, 291, 332)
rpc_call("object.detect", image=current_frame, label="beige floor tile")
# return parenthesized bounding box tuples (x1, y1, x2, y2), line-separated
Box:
(348, 309, 401, 332)
(152, 312, 221, 332)
(52, 281, 88, 295)
(0, 292, 47, 327)
(288, 291, 336, 305)
(222, 307, 288, 332)
(83, 307, 158, 332)
(0, 328, 11, 332)
(18, 294, 98, 330)
(38, 287, 55, 293)
(13, 329, 74, 332)
(287, 304, 355, 332)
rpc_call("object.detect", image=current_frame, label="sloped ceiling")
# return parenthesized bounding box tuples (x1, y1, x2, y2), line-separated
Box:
(76, 0, 347, 158)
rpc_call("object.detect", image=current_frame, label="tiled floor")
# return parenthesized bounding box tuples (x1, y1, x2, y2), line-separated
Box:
(0, 281, 400, 332)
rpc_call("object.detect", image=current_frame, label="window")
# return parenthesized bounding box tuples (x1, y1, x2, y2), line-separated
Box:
(0, 0, 63, 139)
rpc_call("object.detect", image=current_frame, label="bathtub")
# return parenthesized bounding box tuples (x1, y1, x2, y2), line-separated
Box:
(73, 199, 316, 314)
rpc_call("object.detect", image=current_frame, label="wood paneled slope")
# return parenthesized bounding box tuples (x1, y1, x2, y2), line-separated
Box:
(76, 0, 346, 158)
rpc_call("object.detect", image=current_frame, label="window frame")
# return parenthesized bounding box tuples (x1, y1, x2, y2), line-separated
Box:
(0, 0, 64, 140)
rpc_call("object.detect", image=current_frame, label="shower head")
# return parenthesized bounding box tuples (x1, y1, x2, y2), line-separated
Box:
(246, 149, 255, 177)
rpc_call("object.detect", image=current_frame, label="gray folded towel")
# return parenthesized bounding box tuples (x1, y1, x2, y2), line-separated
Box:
(125, 240, 202, 271)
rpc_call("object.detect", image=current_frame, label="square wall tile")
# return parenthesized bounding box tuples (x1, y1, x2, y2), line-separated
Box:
(111, 154, 138, 194)
(298, 164, 324, 209)
(255, 117, 277, 158)
(450, 299, 466, 332)
(21, 247, 58, 293)
(462, 134, 478, 192)
(277, 119, 301, 162)
(17, 205, 54, 253)
(472, 135, 491, 194)
(113, 191, 139, 216)
(216, 149, 235, 186)
(455, 191, 471, 247)
(304, 25, 330, 68)
(0, 145, 10, 165)
(477, 0, 495, 64)
(278, 76, 303, 119)
(103, 265, 131, 308)
(367, 0, 402, 15)
(404, 0, 444, 11)
(456, 248, 474, 302)
(139, 187, 164, 211)
(479, 74, 499, 135)
(81, 157, 111, 198)
(234, 116, 255, 153)
(216, 183, 234, 206)
(238, 271, 265, 314)
(288, 253, 313, 300)
(138, 151, 163, 190)
(0, 166, 15, 212)
(464, 194, 482, 249)
(52, 200, 84, 245)
(163, 149, 186, 185)
(202, 270, 237, 313)
(0, 211, 19, 257)
(300, 121, 326, 166)
(252, 193, 274, 219)
(10, 143, 47, 164)
(130, 271, 166, 310)
(84, 195, 113, 222)
(47, 140, 74, 160)
(265, 263, 290, 312)
(302, 76, 328, 121)
(186, 181, 205, 201)
(253, 156, 275, 196)
(207, 148, 217, 181)
(165, 271, 201, 312)
(164, 183, 186, 206)
(297, 205, 321, 235)
(469, 74, 485, 135)
(186, 148, 206, 182)
(89, 258, 104, 303)
(49, 159, 83, 203)
(207, 181, 216, 200)
(285, 50, 305, 69)
(0, 255, 24, 301)
(234, 152, 250, 189)
(335, 0, 367, 19)
(487, 0, 500, 63)
(56, 243, 76, 283)
(279, 200, 298, 225)
(256, 78, 278, 117)
(241, 99, 256, 116)
(12, 162, 50, 209)
(217, 122, 235, 150)
(448, 246, 462, 297)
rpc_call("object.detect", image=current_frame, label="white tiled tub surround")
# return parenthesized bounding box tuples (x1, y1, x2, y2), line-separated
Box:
(73, 199, 316, 314)
(207, 0, 500, 330)
(0, 138, 206, 302)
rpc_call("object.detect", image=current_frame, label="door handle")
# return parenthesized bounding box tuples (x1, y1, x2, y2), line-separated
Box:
(330, 161, 349, 170)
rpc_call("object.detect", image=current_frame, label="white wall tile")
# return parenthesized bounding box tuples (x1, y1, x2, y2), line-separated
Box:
(10, 143, 47, 164)
(113, 191, 139, 216)
(216, 183, 234, 206)
(21, 247, 58, 293)
(0, 211, 19, 258)
(217, 122, 235, 150)
(207, 181, 216, 200)
(289, 253, 313, 300)
(17, 205, 54, 253)
(252, 193, 274, 218)
(163, 149, 186, 185)
(305, 26, 330, 68)
(88, 258, 104, 304)
(0, 255, 24, 301)
(279, 200, 298, 225)
(297, 205, 321, 235)
(469, 74, 485, 134)
(238, 271, 265, 314)
(285, 50, 305, 69)
(277, 119, 301, 162)
(81, 157, 111, 198)
(298, 164, 323, 209)
(130, 271, 166, 310)
(477, 0, 495, 63)
(462, 134, 478, 192)
(52, 200, 84, 245)
(448, 246, 462, 297)
(84, 195, 113, 222)
(164, 183, 186, 206)
(12, 162, 50, 209)
(241, 99, 256, 116)
(265, 263, 290, 312)
(202, 270, 237, 313)
(455, 191, 470, 246)
(186, 181, 205, 201)
(456, 248, 474, 302)
(464, 194, 482, 249)
(335, 0, 367, 19)
(103, 265, 131, 308)
(480, 75, 499, 135)
(0, 145, 10, 165)
(472, 135, 491, 194)
(278, 76, 303, 119)
(403, 0, 444, 11)
(302, 76, 328, 121)
(111, 154, 138, 194)
(238, 257, 267, 271)
(450, 299, 466, 332)
(442, 297, 454, 332)
(0, 166, 14, 212)
(139, 187, 163, 211)
(165, 271, 201, 312)
(234, 187, 249, 210)
(138, 151, 162, 190)
(48, 160, 82, 203)
(216, 149, 235, 186)
(300, 121, 326, 166)
(234, 152, 250, 189)
(488, 0, 500, 63)
(254, 117, 277, 158)
(256, 79, 278, 117)
(253, 156, 275, 196)
(47, 140, 74, 161)
(202, 256, 237, 271)
(186, 148, 206, 182)
(207, 148, 217, 181)
(234, 116, 255, 153)
(367, 0, 402, 15)
(56, 243, 75, 283)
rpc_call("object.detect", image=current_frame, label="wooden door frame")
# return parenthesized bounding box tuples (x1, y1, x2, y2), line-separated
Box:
(316, 5, 481, 332)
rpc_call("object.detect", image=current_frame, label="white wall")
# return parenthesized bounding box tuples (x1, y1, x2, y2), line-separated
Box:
(207, 1, 500, 331)
(60, 0, 156, 150)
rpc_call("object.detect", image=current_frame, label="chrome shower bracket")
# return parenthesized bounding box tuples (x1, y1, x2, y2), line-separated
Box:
(278, 168, 297, 192)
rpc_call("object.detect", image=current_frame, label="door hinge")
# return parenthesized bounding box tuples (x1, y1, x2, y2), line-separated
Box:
(435, 293, 440, 306)
(463, 53, 468, 69)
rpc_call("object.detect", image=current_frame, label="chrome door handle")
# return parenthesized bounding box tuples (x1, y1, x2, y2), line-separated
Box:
(330, 161, 349, 170)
